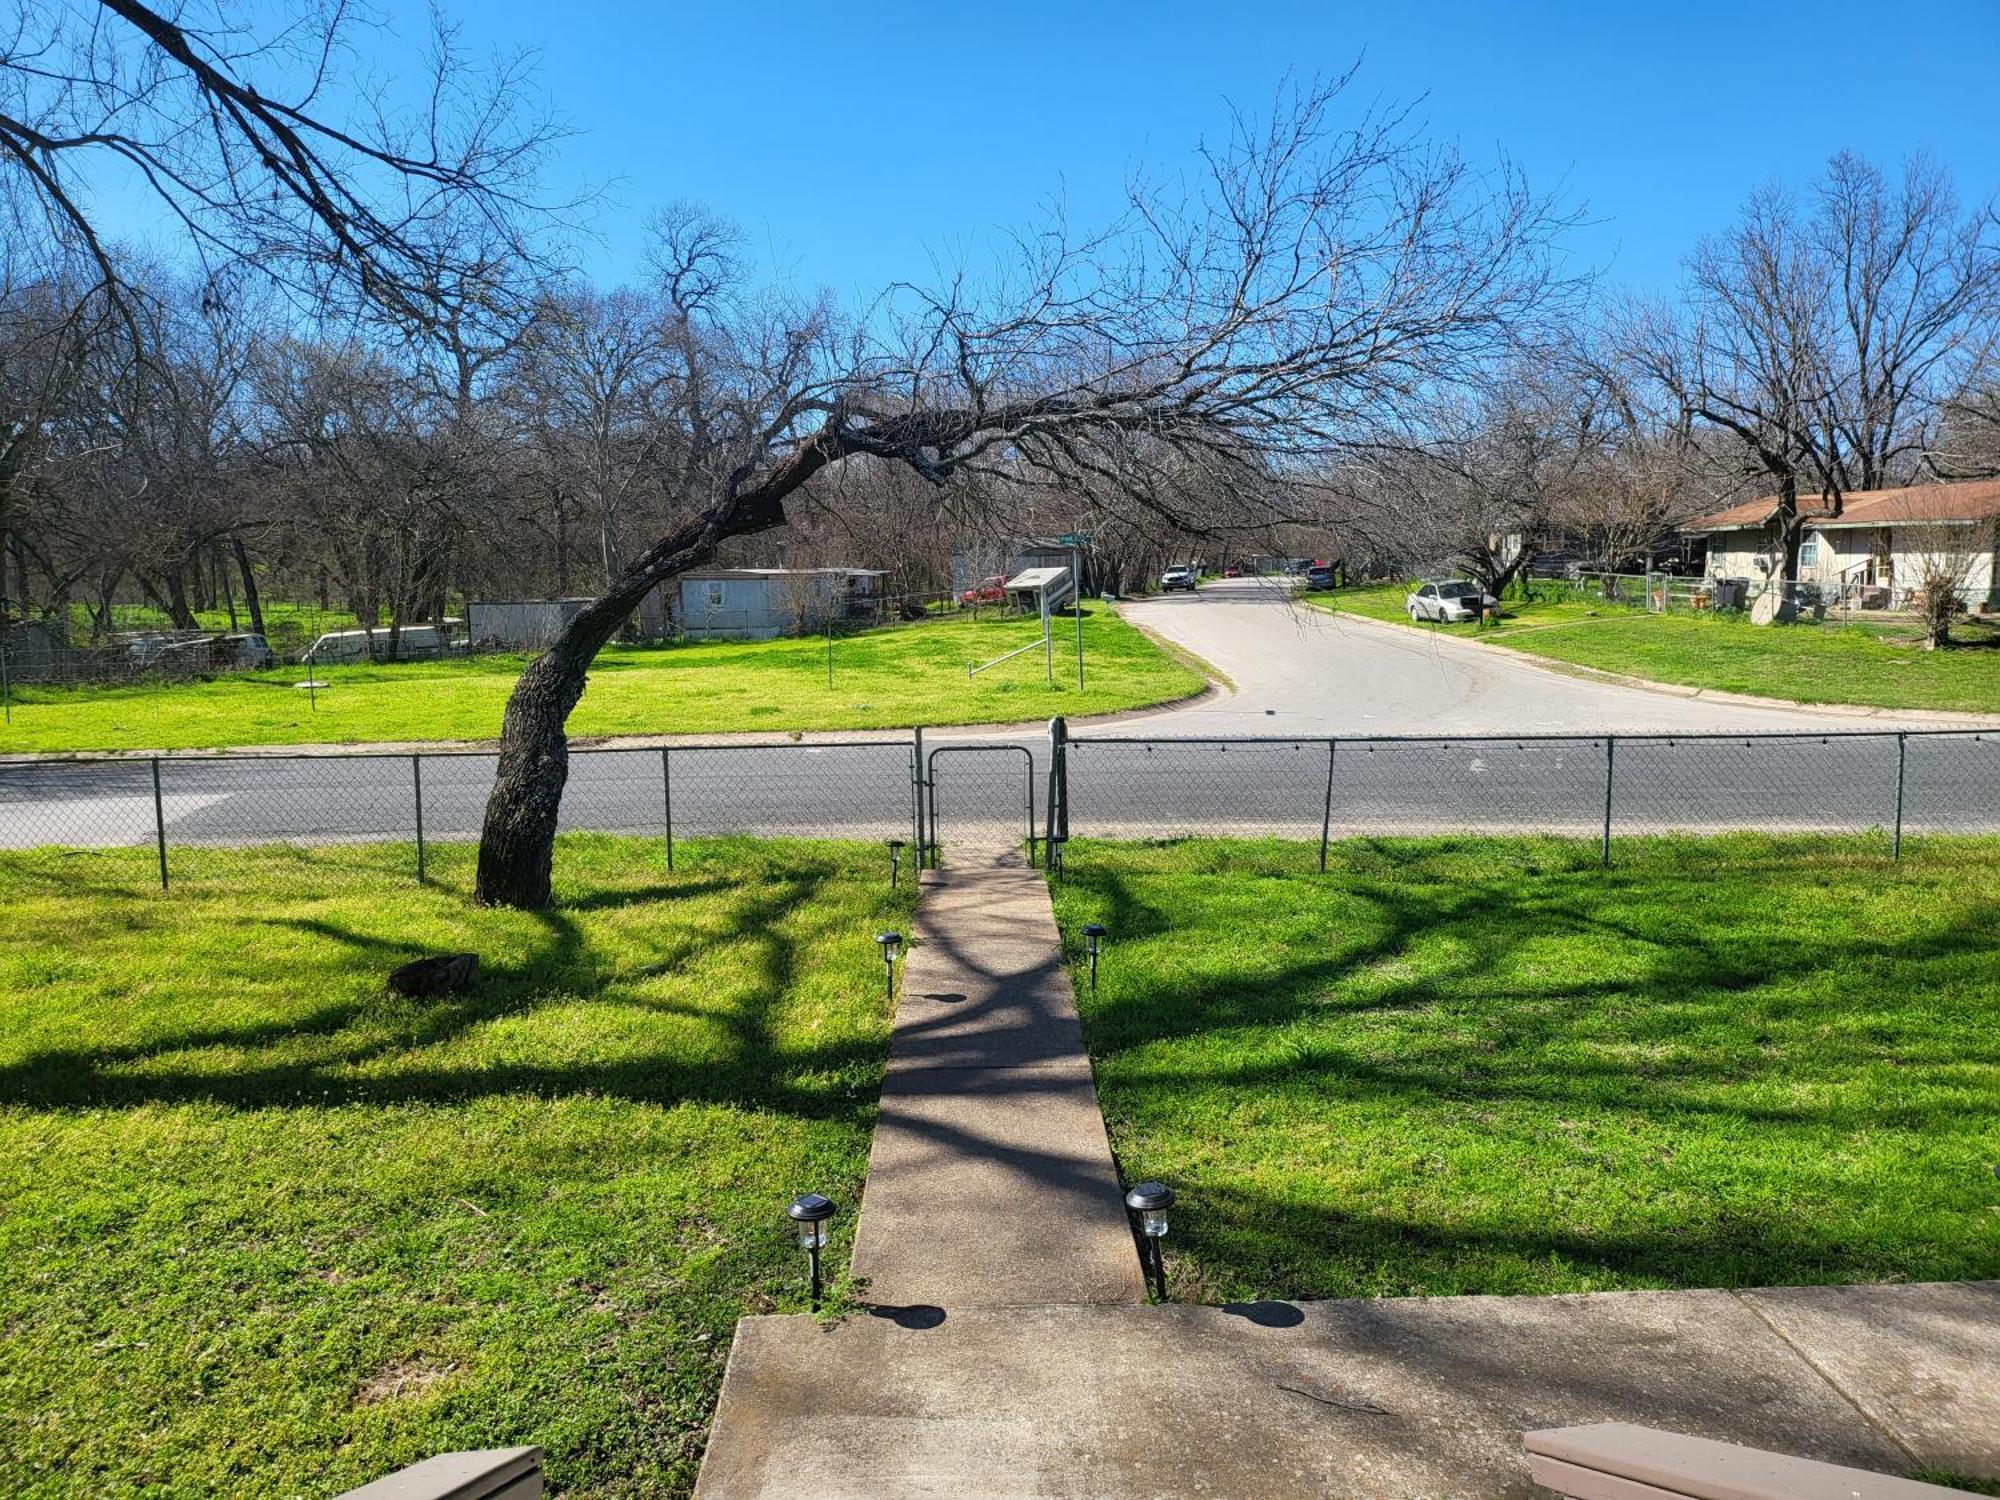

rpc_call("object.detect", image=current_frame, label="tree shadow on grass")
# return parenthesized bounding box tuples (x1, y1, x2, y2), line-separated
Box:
(0, 866, 889, 1124)
(1066, 845, 2000, 1293)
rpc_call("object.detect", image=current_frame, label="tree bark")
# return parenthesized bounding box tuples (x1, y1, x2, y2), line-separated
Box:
(231, 537, 265, 636)
(474, 445, 820, 908)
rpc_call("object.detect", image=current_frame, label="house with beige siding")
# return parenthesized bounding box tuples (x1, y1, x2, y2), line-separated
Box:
(1686, 480, 2000, 612)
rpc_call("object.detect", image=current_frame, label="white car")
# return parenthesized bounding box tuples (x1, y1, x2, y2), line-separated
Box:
(1161, 566, 1198, 593)
(1407, 580, 1498, 622)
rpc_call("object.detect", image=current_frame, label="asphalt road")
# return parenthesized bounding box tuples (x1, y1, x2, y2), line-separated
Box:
(3, 579, 1993, 852)
(1115, 577, 1959, 735)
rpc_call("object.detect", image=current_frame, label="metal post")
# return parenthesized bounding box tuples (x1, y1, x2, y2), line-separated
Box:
(1601, 735, 1616, 867)
(150, 756, 169, 890)
(826, 611, 833, 688)
(412, 753, 426, 882)
(912, 728, 926, 869)
(1025, 749, 1037, 868)
(1042, 587, 1053, 686)
(1147, 1239, 1166, 1301)
(1892, 731, 1907, 860)
(1319, 738, 1337, 873)
(1073, 542, 1085, 691)
(662, 748, 675, 872)
(808, 1241, 823, 1310)
(1, 627, 11, 723)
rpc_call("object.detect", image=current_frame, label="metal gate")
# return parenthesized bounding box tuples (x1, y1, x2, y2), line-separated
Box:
(925, 744, 1039, 866)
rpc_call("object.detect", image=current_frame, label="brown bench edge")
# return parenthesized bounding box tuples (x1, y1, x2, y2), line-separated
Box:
(1523, 1422, 1964, 1500)
(333, 1445, 542, 1500)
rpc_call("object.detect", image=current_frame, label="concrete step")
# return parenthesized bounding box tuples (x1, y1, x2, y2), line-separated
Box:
(694, 1282, 2000, 1499)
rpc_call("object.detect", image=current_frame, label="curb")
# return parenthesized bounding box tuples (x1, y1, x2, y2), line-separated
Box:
(1320, 606, 2000, 729)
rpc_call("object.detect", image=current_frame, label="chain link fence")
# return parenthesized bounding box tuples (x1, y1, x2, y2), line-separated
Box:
(0, 738, 927, 890)
(1056, 728, 2000, 869)
(4, 725, 1995, 892)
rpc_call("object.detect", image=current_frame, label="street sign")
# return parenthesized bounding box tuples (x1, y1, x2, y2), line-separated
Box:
(1056, 531, 1093, 545)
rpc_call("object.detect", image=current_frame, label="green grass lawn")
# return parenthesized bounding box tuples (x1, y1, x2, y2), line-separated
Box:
(0, 837, 913, 1498)
(1050, 835, 2000, 1305)
(1, 607, 1202, 754)
(1312, 583, 2000, 714)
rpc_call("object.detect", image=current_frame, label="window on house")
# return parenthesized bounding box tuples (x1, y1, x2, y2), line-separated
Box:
(1799, 536, 1820, 568)
(705, 582, 726, 608)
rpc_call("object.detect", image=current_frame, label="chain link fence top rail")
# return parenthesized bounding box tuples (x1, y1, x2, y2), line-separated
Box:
(1061, 730, 2000, 850)
(3, 727, 1995, 889)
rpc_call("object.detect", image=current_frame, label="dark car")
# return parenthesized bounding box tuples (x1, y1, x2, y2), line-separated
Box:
(1304, 562, 1337, 590)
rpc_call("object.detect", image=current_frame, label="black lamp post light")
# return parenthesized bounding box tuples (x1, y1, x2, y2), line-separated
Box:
(887, 839, 905, 890)
(1125, 1180, 1174, 1300)
(875, 930, 903, 1002)
(1081, 923, 1106, 994)
(787, 1192, 837, 1309)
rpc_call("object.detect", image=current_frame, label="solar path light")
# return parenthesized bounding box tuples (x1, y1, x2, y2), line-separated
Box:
(787, 1193, 837, 1308)
(875, 931, 903, 1003)
(1125, 1181, 1175, 1300)
(1081, 923, 1107, 994)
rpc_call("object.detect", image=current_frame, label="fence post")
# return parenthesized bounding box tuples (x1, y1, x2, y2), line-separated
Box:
(1047, 717, 1067, 858)
(1601, 735, 1616, 867)
(911, 727, 926, 868)
(1892, 732, 1907, 860)
(1319, 739, 1337, 873)
(412, 754, 426, 882)
(662, 748, 675, 872)
(150, 755, 169, 890)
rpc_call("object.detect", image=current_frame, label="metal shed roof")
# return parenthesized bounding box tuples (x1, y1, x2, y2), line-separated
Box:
(1004, 566, 1071, 591)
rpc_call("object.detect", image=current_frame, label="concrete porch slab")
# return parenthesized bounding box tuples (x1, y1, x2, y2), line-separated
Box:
(694, 1284, 2000, 1499)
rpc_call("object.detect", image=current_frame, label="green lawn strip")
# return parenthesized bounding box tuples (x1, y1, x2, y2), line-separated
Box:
(1050, 835, 2000, 1305)
(1, 607, 1202, 754)
(0, 836, 914, 1498)
(1309, 585, 2000, 714)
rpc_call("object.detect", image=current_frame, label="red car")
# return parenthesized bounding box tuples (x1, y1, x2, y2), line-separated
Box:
(1222, 564, 1242, 578)
(958, 574, 1007, 605)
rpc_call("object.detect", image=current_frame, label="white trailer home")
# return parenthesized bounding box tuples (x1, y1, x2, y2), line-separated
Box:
(671, 569, 886, 641)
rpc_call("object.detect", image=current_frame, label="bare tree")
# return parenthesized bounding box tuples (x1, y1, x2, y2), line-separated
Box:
(1613, 153, 2000, 601)
(473, 80, 1576, 906)
(0, 1, 557, 338)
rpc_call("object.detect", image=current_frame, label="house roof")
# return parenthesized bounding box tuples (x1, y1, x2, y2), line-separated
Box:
(1686, 480, 2000, 533)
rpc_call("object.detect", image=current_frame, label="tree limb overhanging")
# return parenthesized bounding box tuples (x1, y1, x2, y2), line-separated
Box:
(471, 79, 1579, 906)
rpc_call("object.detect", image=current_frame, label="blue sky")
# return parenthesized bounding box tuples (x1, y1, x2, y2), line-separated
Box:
(91, 1, 2000, 302)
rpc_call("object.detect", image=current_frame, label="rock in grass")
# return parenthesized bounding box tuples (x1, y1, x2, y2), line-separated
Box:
(387, 953, 479, 998)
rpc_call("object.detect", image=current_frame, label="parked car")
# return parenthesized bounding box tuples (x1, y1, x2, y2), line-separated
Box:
(303, 624, 457, 664)
(1304, 562, 1338, 591)
(147, 632, 275, 673)
(958, 574, 1007, 606)
(1406, 580, 1499, 622)
(1161, 565, 1198, 592)
(1222, 564, 1242, 578)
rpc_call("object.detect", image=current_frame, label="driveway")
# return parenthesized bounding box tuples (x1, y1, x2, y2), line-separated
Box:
(1114, 577, 1954, 735)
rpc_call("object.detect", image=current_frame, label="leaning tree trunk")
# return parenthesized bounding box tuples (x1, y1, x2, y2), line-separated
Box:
(474, 458, 819, 907)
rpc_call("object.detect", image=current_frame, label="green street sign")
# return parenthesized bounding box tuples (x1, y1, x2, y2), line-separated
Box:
(1056, 531, 1094, 545)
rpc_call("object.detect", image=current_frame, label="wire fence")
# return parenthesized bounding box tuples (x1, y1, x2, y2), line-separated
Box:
(0, 587, 1059, 697)
(1053, 727, 2000, 869)
(1535, 571, 1997, 622)
(3, 724, 1995, 892)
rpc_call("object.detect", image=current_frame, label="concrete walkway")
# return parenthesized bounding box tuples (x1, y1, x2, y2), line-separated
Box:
(846, 848, 1144, 1309)
(694, 847, 2000, 1497)
(696, 1281, 2000, 1498)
